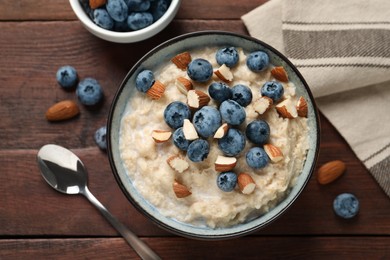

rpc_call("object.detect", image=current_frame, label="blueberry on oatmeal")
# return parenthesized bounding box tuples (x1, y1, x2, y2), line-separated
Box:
(193, 106, 222, 138)
(208, 82, 232, 103)
(172, 127, 191, 151)
(187, 139, 210, 162)
(246, 50, 269, 72)
(231, 84, 252, 107)
(187, 58, 213, 83)
(216, 47, 239, 68)
(164, 101, 191, 129)
(219, 100, 246, 126)
(136, 70, 155, 93)
(218, 128, 246, 156)
(245, 120, 270, 145)
(217, 172, 238, 192)
(261, 81, 284, 102)
(246, 147, 269, 169)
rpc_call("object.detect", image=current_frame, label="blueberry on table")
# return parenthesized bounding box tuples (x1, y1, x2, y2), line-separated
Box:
(187, 139, 210, 162)
(246, 51, 269, 72)
(208, 82, 232, 103)
(126, 0, 151, 12)
(106, 0, 129, 22)
(150, 0, 170, 21)
(217, 171, 237, 192)
(216, 47, 239, 68)
(193, 106, 222, 138)
(246, 147, 269, 169)
(76, 78, 104, 106)
(172, 127, 191, 151)
(261, 81, 284, 102)
(187, 58, 213, 83)
(56, 65, 78, 89)
(333, 193, 360, 219)
(94, 126, 107, 150)
(218, 128, 246, 156)
(231, 84, 252, 107)
(164, 101, 191, 129)
(135, 70, 155, 93)
(219, 100, 246, 126)
(93, 8, 114, 30)
(245, 120, 270, 145)
(127, 12, 154, 30)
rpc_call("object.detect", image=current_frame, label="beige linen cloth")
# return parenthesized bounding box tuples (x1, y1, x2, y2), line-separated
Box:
(242, 0, 390, 197)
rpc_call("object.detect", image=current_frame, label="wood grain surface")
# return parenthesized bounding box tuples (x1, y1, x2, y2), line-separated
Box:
(0, 0, 389, 259)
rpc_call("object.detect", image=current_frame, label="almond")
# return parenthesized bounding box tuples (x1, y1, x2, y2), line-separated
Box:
(187, 90, 210, 109)
(171, 52, 192, 70)
(275, 99, 298, 119)
(237, 173, 256, 194)
(45, 100, 80, 122)
(183, 119, 198, 140)
(296, 96, 308, 117)
(214, 155, 237, 172)
(173, 180, 192, 198)
(264, 144, 283, 163)
(175, 77, 193, 94)
(253, 96, 273, 115)
(271, 66, 289, 82)
(317, 160, 346, 185)
(213, 123, 229, 139)
(214, 64, 233, 82)
(89, 0, 106, 9)
(146, 80, 165, 100)
(152, 130, 172, 143)
(167, 155, 189, 173)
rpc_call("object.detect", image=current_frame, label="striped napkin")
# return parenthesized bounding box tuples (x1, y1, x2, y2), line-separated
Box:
(242, 0, 390, 197)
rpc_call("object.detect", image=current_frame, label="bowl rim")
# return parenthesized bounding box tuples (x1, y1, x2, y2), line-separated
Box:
(107, 30, 321, 239)
(69, 0, 182, 43)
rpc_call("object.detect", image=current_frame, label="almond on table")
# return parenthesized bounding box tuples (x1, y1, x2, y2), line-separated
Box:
(45, 100, 80, 122)
(317, 160, 346, 185)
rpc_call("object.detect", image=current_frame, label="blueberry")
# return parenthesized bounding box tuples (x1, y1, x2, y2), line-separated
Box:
(126, 0, 151, 11)
(208, 82, 232, 103)
(261, 81, 284, 102)
(219, 100, 246, 126)
(187, 58, 213, 83)
(80, 0, 94, 19)
(231, 84, 252, 107)
(94, 126, 107, 150)
(127, 12, 154, 30)
(217, 172, 237, 192)
(93, 8, 114, 30)
(187, 139, 210, 162)
(193, 106, 222, 138)
(218, 128, 246, 156)
(246, 147, 269, 169)
(172, 127, 191, 151)
(246, 51, 269, 72)
(164, 101, 191, 129)
(150, 0, 170, 21)
(135, 70, 154, 93)
(56, 65, 78, 89)
(216, 47, 239, 68)
(106, 0, 129, 22)
(76, 78, 104, 106)
(114, 20, 131, 32)
(245, 120, 270, 145)
(333, 193, 360, 219)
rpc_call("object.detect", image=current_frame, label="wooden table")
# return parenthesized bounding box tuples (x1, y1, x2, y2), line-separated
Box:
(1, 1, 389, 259)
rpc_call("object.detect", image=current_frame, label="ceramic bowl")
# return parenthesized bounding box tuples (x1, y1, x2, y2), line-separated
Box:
(69, 0, 181, 43)
(107, 31, 320, 239)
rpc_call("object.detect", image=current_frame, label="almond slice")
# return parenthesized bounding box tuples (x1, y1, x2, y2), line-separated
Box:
(213, 123, 229, 139)
(45, 100, 80, 122)
(214, 155, 237, 172)
(167, 155, 189, 173)
(173, 180, 192, 198)
(171, 52, 192, 70)
(152, 130, 172, 143)
(296, 96, 308, 117)
(275, 99, 298, 119)
(187, 90, 210, 109)
(175, 77, 193, 95)
(271, 66, 289, 82)
(183, 119, 199, 140)
(237, 173, 256, 194)
(253, 96, 273, 115)
(317, 160, 346, 185)
(264, 144, 283, 163)
(214, 64, 233, 82)
(146, 80, 165, 100)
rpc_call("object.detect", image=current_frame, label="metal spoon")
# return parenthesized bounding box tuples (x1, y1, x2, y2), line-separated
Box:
(37, 144, 161, 260)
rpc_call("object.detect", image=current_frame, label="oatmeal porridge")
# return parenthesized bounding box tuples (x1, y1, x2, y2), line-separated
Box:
(119, 47, 309, 228)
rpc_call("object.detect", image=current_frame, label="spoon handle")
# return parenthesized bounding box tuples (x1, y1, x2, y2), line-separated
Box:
(82, 187, 161, 260)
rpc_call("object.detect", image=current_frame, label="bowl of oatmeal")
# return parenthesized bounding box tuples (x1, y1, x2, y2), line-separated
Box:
(107, 31, 320, 239)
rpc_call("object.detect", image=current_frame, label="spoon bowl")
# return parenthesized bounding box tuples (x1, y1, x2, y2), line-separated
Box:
(37, 144, 161, 260)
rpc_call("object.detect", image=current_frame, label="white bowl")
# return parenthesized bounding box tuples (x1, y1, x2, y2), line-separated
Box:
(107, 31, 320, 239)
(69, 0, 181, 43)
